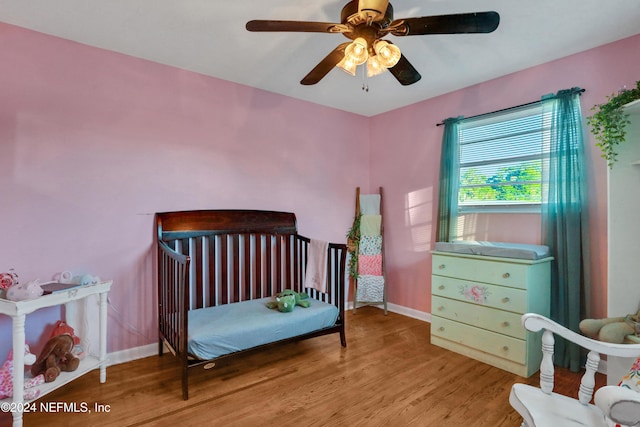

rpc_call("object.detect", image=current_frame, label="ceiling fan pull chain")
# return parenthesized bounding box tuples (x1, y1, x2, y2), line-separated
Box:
(361, 65, 369, 92)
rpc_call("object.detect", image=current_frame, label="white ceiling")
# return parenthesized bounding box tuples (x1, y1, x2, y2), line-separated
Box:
(1, 0, 639, 116)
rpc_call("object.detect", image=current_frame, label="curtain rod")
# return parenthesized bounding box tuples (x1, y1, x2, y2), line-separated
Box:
(435, 88, 585, 127)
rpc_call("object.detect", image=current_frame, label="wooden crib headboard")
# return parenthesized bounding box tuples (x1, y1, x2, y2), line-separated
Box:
(157, 209, 298, 240)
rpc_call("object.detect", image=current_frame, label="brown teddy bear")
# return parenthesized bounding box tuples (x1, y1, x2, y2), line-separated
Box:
(31, 334, 80, 382)
(579, 309, 640, 344)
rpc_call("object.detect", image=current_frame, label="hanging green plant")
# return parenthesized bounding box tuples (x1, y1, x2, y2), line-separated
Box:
(586, 80, 640, 168)
(346, 213, 361, 279)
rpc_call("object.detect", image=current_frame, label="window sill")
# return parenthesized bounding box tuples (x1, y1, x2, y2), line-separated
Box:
(459, 205, 541, 214)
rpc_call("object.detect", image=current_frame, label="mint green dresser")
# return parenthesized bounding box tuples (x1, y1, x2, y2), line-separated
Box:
(430, 251, 552, 377)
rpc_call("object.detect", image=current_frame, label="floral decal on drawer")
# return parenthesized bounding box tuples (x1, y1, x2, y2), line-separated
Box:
(459, 284, 490, 304)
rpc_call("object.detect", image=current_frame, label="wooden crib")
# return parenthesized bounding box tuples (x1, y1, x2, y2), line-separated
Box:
(156, 209, 347, 399)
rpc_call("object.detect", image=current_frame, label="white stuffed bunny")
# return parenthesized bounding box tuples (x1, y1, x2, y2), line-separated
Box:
(0, 344, 45, 400)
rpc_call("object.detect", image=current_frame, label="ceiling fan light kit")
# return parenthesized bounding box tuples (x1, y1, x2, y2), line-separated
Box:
(344, 37, 369, 65)
(374, 40, 401, 68)
(336, 37, 399, 76)
(337, 56, 358, 76)
(246, 0, 500, 86)
(366, 56, 385, 77)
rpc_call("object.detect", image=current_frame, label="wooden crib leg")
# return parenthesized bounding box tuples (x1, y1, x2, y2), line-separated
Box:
(182, 364, 189, 400)
(340, 326, 347, 347)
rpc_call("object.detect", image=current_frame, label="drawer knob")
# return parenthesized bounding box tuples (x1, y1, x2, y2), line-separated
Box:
(502, 272, 510, 279)
(438, 285, 445, 290)
(438, 264, 446, 270)
(438, 326, 445, 332)
(502, 321, 510, 327)
(503, 346, 509, 352)
(437, 306, 445, 311)
(502, 297, 510, 303)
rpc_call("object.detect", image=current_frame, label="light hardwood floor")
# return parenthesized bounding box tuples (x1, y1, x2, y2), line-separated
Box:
(7, 307, 603, 427)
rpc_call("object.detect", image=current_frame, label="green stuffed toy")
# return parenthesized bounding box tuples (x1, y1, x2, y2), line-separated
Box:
(579, 309, 640, 344)
(266, 289, 311, 312)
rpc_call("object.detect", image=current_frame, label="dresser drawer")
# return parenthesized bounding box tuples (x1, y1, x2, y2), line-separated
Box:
(432, 296, 524, 339)
(431, 316, 525, 364)
(432, 275, 527, 313)
(432, 253, 529, 288)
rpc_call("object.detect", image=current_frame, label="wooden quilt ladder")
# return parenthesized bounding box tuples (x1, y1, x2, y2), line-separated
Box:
(350, 187, 387, 314)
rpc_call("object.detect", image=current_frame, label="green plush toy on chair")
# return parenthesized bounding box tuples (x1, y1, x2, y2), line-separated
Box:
(266, 289, 311, 312)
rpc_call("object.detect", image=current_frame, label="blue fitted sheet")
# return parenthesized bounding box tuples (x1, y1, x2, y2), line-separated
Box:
(187, 297, 339, 360)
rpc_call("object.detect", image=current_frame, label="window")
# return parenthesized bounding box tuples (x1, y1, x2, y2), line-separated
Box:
(456, 103, 550, 213)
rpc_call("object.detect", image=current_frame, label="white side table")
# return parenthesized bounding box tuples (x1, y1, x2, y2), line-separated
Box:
(0, 280, 112, 427)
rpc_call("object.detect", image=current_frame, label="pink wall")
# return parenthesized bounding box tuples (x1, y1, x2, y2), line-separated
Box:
(1, 20, 638, 360)
(0, 23, 369, 357)
(370, 33, 640, 318)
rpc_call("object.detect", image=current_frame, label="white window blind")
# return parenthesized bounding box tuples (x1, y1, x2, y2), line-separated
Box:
(457, 103, 551, 213)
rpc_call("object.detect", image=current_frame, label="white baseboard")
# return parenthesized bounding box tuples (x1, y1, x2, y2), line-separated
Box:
(105, 343, 158, 367)
(386, 303, 432, 322)
(599, 360, 608, 376)
(348, 301, 432, 323)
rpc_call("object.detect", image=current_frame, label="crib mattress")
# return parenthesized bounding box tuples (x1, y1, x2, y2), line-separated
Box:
(187, 297, 339, 360)
(434, 241, 550, 260)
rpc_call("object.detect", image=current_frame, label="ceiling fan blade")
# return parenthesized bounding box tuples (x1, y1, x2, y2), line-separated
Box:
(390, 11, 500, 36)
(302, 43, 421, 86)
(300, 43, 350, 85)
(246, 20, 347, 33)
(388, 54, 421, 86)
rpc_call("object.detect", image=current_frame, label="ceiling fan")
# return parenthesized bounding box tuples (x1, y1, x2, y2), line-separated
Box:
(246, 0, 499, 86)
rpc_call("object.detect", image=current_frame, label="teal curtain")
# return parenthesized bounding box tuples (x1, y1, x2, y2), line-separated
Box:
(437, 117, 463, 242)
(541, 88, 591, 372)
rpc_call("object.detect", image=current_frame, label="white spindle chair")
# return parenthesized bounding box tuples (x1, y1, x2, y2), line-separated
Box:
(509, 313, 640, 427)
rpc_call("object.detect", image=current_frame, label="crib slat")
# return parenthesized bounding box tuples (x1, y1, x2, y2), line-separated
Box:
(274, 235, 282, 293)
(230, 234, 238, 303)
(256, 234, 263, 298)
(243, 234, 252, 301)
(206, 236, 215, 308)
(265, 235, 273, 296)
(293, 237, 300, 292)
(219, 235, 229, 305)
(193, 237, 204, 310)
(286, 235, 293, 292)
